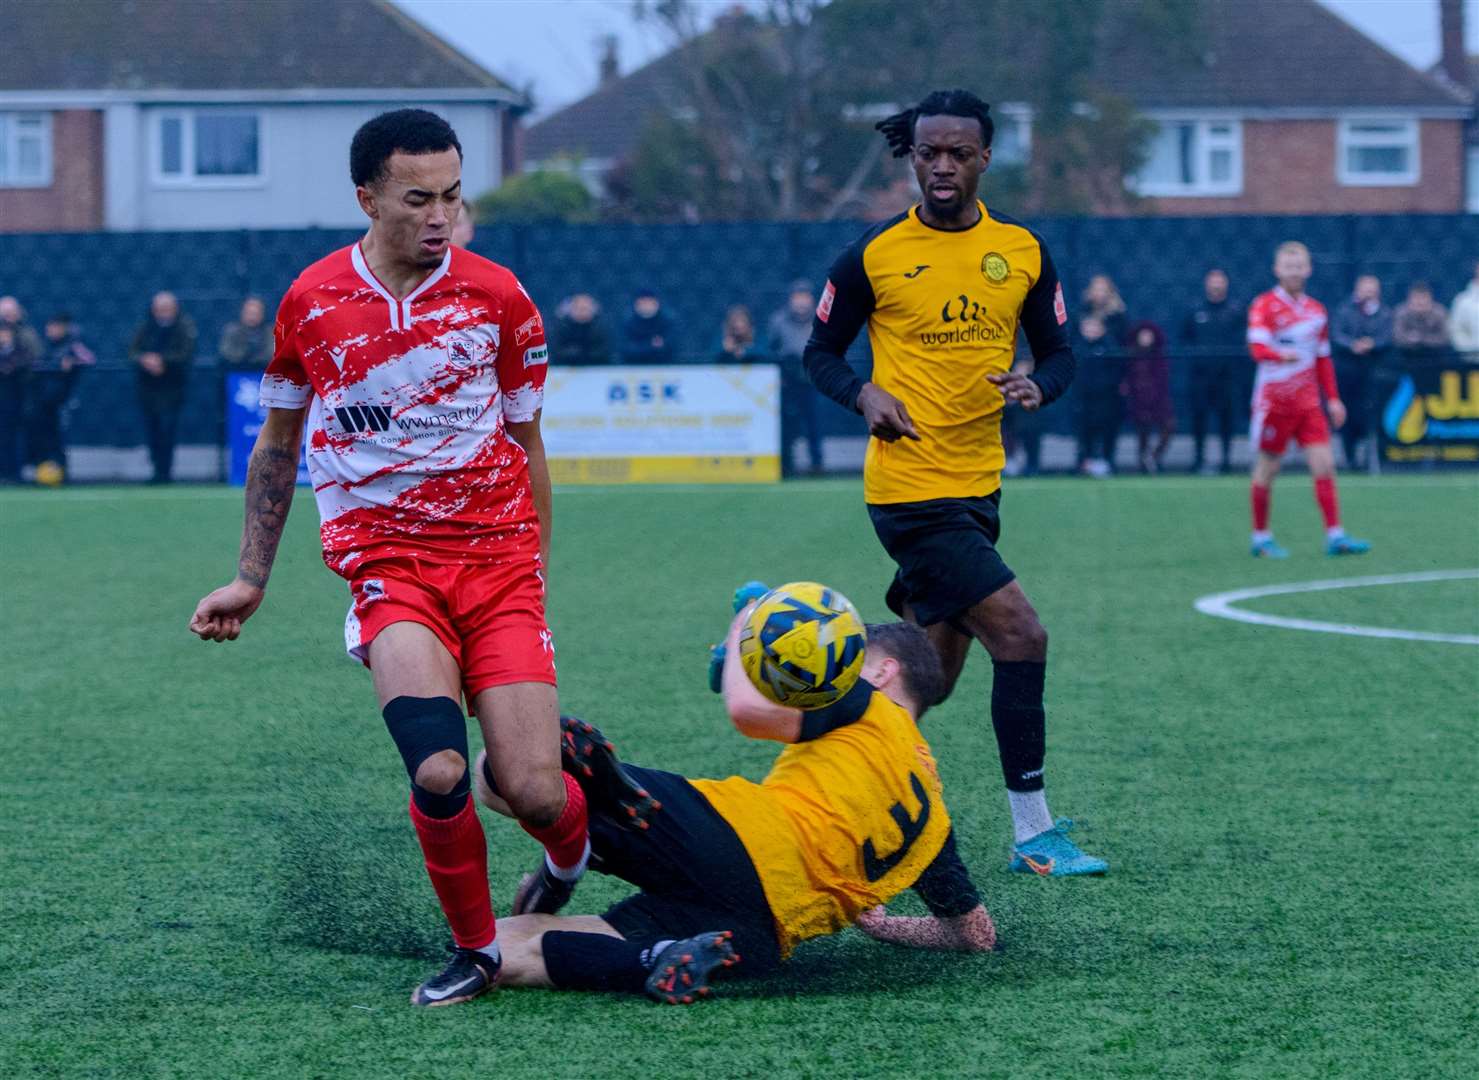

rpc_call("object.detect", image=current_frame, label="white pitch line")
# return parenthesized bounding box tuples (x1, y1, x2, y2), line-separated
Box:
(1194, 569, 1479, 645)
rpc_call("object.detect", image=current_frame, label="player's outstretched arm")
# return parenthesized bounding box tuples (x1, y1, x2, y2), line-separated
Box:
(853, 904, 997, 952)
(720, 606, 803, 742)
(189, 406, 305, 642)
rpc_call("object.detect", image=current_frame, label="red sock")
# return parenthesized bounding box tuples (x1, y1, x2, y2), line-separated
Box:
(1313, 475, 1340, 530)
(408, 796, 495, 950)
(520, 772, 589, 872)
(1251, 483, 1271, 531)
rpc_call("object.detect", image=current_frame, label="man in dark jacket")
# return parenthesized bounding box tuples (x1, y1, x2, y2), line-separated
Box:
(218, 296, 273, 369)
(1330, 275, 1393, 470)
(767, 280, 826, 476)
(619, 289, 675, 364)
(0, 295, 43, 483)
(130, 291, 196, 484)
(1180, 269, 1245, 474)
(27, 313, 95, 480)
(552, 293, 613, 366)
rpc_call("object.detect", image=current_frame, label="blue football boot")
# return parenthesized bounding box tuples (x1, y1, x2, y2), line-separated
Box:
(710, 581, 770, 692)
(1009, 821, 1109, 877)
(1251, 537, 1289, 559)
(1325, 535, 1371, 557)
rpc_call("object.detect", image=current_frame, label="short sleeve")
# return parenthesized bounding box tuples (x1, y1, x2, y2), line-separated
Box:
(1019, 238, 1071, 362)
(498, 278, 548, 423)
(911, 829, 982, 917)
(259, 289, 313, 409)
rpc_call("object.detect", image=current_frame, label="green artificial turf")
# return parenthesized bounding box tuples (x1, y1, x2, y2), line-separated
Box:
(3, 474, 1476, 1079)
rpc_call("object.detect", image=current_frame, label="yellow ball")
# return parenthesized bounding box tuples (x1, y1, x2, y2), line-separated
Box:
(34, 460, 65, 487)
(739, 582, 867, 709)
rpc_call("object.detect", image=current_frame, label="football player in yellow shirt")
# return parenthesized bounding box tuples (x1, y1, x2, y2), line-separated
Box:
(478, 612, 995, 1005)
(804, 89, 1107, 876)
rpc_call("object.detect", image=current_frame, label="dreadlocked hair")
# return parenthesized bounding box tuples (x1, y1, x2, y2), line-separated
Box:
(876, 89, 994, 158)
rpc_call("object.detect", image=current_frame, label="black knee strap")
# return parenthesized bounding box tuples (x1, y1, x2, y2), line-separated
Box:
(383, 696, 468, 778)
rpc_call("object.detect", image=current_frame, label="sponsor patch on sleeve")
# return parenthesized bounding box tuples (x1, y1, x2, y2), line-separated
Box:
(817, 280, 836, 323)
(523, 344, 548, 369)
(514, 314, 543, 347)
(1053, 282, 1067, 325)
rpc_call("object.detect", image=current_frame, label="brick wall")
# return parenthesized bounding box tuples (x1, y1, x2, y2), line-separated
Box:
(0, 110, 104, 232)
(1145, 119, 1464, 216)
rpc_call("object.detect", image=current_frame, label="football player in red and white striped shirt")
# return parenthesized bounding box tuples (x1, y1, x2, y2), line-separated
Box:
(1245, 241, 1370, 558)
(189, 110, 589, 1006)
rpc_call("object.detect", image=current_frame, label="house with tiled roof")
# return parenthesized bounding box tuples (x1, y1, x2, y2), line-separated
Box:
(527, 0, 1472, 217)
(0, 0, 527, 232)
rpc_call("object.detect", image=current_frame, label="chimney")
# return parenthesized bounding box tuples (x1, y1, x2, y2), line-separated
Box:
(1440, 0, 1469, 89)
(598, 35, 619, 87)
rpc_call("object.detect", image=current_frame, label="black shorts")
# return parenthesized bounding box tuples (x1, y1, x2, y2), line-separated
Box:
(868, 490, 1016, 628)
(594, 765, 781, 975)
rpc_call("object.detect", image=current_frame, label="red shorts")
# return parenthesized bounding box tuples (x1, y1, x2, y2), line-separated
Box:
(343, 555, 555, 700)
(1252, 403, 1329, 456)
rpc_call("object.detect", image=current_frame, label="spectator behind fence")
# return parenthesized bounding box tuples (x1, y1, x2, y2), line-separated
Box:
(218, 296, 273, 369)
(1393, 282, 1449, 356)
(619, 288, 674, 364)
(1074, 313, 1124, 477)
(1181, 268, 1244, 473)
(552, 293, 612, 366)
(1331, 275, 1394, 470)
(1082, 273, 1129, 340)
(1124, 321, 1174, 474)
(28, 313, 95, 483)
(716, 304, 759, 362)
(0, 296, 42, 483)
(130, 291, 196, 484)
(768, 280, 825, 476)
(1448, 261, 1479, 354)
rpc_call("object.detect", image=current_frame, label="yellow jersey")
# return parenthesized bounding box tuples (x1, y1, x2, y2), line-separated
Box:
(805, 202, 1074, 504)
(691, 680, 960, 958)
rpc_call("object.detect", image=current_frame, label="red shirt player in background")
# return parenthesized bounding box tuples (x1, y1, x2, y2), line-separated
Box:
(1245, 241, 1371, 558)
(189, 110, 590, 1007)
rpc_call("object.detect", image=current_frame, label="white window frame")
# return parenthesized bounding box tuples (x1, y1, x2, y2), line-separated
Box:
(991, 103, 1033, 168)
(1337, 116, 1419, 187)
(1132, 115, 1243, 197)
(150, 108, 266, 187)
(0, 111, 54, 188)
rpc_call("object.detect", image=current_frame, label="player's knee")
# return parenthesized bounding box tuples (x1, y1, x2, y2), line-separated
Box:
(383, 695, 468, 787)
(501, 770, 566, 828)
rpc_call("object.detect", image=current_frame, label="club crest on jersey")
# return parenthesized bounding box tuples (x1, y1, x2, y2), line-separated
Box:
(356, 579, 386, 605)
(445, 331, 479, 368)
(981, 252, 1010, 285)
(817, 280, 836, 323)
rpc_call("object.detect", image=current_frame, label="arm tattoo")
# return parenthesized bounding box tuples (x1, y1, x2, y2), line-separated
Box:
(237, 444, 298, 588)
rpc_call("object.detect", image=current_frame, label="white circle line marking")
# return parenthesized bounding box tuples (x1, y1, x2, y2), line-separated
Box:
(1193, 569, 1479, 646)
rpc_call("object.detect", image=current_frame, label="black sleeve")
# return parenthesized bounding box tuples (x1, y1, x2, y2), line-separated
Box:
(911, 829, 982, 918)
(802, 241, 875, 413)
(1021, 239, 1075, 406)
(796, 678, 874, 742)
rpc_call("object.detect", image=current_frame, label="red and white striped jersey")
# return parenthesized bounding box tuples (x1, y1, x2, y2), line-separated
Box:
(260, 243, 548, 575)
(1246, 286, 1337, 412)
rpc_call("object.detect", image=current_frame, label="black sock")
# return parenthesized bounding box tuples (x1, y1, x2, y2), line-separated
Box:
(990, 660, 1047, 792)
(542, 931, 662, 992)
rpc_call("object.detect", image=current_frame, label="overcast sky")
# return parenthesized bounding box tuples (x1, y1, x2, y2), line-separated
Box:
(392, 0, 1479, 119)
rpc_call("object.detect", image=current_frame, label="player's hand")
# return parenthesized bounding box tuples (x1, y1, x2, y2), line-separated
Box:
(138, 352, 166, 377)
(854, 906, 889, 938)
(987, 371, 1044, 411)
(189, 579, 265, 642)
(1278, 348, 1300, 364)
(1327, 398, 1347, 430)
(857, 383, 920, 442)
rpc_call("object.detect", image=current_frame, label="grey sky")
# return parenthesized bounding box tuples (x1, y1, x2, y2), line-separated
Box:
(392, 0, 1478, 119)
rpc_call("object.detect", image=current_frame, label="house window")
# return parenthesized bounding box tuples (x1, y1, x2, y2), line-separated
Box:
(992, 105, 1032, 168)
(1337, 118, 1418, 186)
(0, 112, 53, 188)
(154, 110, 262, 183)
(1133, 118, 1242, 197)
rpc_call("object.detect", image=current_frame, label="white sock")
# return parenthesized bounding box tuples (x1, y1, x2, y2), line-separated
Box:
(475, 940, 502, 963)
(1007, 789, 1054, 844)
(546, 838, 591, 882)
(1326, 525, 1345, 540)
(1251, 529, 1273, 544)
